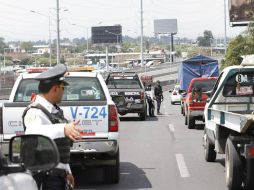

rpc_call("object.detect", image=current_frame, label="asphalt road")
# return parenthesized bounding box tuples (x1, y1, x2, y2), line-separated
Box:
(73, 91, 228, 190)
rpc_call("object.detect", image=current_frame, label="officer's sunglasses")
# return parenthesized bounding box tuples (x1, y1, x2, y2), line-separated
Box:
(58, 84, 65, 90)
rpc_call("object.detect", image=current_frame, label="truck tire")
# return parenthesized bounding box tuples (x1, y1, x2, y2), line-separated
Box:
(187, 115, 195, 129)
(204, 134, 216, 162)
(149, 107, 155, 117)
(103, 150, 120, 184)
(182, 105, 185, 116)
(244, 158, 254, 190)
(140, 111, 146, 121)
(225, 138, 243, 190)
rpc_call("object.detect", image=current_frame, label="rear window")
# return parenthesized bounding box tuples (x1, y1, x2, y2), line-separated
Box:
(107, 77, 142, 89)
(223, 72, 254, 97)
(192, 80, 216, 92)
(14, 77, 106, 102)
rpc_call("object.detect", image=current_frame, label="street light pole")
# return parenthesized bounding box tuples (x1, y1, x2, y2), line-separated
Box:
(3, 49, 6, 75)
(140, 0, 144, 67)
(224, 0, 227, 54)
(105, 30, 121, 64)
(49, 16, 52, 67)
(30, 10, 52, 66)
(56, 0, 61, 64)
(86, 27, 89, 53)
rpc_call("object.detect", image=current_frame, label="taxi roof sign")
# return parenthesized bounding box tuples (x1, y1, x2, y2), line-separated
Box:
(241, 54, 254, 66)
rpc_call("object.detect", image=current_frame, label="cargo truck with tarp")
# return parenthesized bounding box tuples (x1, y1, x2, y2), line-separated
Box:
(178, 54, 219, 91)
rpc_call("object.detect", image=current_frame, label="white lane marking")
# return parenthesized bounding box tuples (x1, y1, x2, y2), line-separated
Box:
(175, 154, 190, 178)
(168, 124, 175, 132)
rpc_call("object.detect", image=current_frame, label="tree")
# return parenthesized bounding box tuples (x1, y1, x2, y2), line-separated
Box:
(20, 42, 34, 52)
(197, 30, 214, 47)
(221, 23, 254, 69)
(0, 37, 7, 54)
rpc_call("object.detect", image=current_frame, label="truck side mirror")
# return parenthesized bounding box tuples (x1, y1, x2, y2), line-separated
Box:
(9, 135, 59, 172)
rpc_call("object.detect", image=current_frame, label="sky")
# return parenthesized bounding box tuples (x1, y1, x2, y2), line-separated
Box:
(0, 0, 246, 42)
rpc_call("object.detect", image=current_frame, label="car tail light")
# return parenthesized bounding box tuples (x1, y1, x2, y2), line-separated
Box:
(0, 107, 2, 134)
(141, 91, 145, 100)
(173, 91, 177, 95)
(248, 147, 254, 157)
(109, 105, 119, 132)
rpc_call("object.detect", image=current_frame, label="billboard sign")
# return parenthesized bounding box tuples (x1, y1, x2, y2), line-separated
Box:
(229, 0, 254, 26)
(154, 19, 178, 34)
(91, 25, 122, 44)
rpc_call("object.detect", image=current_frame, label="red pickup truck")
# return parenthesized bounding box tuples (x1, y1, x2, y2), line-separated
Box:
(184, 77, 217, 129)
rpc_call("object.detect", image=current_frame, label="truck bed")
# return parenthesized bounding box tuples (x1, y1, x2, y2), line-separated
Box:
(207, 107, 254, 133)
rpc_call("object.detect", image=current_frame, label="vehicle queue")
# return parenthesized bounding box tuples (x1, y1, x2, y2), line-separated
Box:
(2, 55, 254, 190)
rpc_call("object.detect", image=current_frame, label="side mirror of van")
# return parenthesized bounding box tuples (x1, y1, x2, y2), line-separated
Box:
(9, 135, 59, 172)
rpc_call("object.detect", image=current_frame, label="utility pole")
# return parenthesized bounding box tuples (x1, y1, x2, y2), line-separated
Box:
(56, 0, 61, 64)
(86, 28, 89, 53)
(30, 10, 52, 66)
(140, 0, 144, 67)
(224, 0, 227, 54)
(49, 16, 52, 67)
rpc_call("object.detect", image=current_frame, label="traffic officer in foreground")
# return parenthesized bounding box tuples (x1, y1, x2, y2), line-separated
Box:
(23, 64, 81, 190)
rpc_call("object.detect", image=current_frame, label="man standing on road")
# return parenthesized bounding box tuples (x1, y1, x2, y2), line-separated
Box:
(23, 64, 81, 190)
(154, 80, 163, 115)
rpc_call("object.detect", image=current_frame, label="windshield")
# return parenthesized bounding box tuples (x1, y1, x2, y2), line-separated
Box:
(107, 78, 142, 89)
(192, 80, 217, 92)
(14, 77, 106, 102)
(223, 72, 254, 97)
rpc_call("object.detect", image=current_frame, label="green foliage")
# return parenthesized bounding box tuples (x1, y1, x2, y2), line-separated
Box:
(197, 30, 213, 47)
(0, 37, 7, 54)
(20, 42, 34, 52)
(221, 23, 254, 70)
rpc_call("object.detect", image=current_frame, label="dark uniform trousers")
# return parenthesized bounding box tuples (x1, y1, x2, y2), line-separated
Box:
(43, 176, 65, 190)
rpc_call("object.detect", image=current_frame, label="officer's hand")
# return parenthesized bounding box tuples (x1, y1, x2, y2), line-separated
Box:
(67, 174, 75, 188)
(64, 120, 81, 141)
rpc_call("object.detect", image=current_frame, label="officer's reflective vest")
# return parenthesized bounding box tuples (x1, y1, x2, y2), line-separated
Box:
(22, 102, 72, 164)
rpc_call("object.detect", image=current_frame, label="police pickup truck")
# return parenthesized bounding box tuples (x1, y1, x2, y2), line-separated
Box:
(105, 72, 147, 120)
(0, 67, 120, 184)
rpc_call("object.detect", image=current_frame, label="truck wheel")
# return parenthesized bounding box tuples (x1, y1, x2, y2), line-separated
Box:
(187, 115, 195, 129)
(149, 107, 155, 117)
(204, 134, 216, 162)
(140, 111, 146, 120)
(182, 106, 185, 116)
(225, 138, 243, 190)
(244, 158, 254, 190)
(103, 150, 120, 184)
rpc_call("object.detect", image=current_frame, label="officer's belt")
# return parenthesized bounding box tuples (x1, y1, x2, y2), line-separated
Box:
(46, 168, 67, 178)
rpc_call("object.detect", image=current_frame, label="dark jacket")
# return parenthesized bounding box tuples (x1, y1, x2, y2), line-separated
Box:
(154, 84, 163, 97)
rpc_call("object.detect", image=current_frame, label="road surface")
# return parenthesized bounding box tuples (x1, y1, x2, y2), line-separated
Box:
(72, 91, 228, 190)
